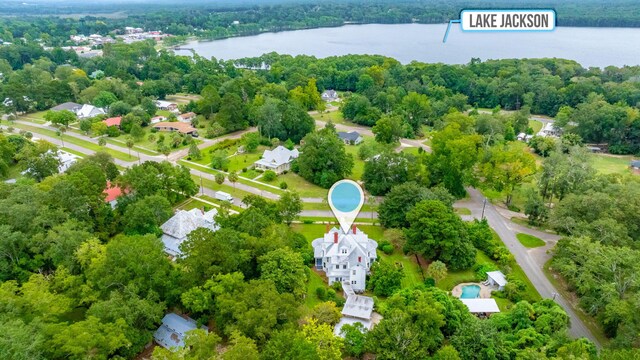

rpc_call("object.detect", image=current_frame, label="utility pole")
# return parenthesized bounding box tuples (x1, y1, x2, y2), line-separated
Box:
(200, 175, 204, 196)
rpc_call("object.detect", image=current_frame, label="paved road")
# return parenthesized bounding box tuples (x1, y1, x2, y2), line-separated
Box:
(458, 188, 598, 345)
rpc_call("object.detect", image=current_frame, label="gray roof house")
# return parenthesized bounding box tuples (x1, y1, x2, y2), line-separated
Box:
(630, 160, 640, 169)
(334, 294, 375, 336)
(154, 313, 207, 350)
(321, 90, 339, 102)
(338, 131, 363, 145)
(51, 102, 81, 112)
(312, 226, 378, 293)
(253, 146, 299, 174)
(160, 208, 218, 258)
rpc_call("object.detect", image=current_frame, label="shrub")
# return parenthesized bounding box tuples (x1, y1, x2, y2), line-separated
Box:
(424, 277, 436, 287)
(263, 170, 277, 182)
(507, 204, 521, 212)
(279, 181, 288, 189)
(242, 167, 247, 173)
(473, 263, 497, 282)
(331, 281, 342, 292)
(316, 287, 327, 301)
(504, 278, 526, 302)
(303, 219, 314, 224)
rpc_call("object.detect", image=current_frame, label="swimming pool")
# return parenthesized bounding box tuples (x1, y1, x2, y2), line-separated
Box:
(460, 285, 481, 299)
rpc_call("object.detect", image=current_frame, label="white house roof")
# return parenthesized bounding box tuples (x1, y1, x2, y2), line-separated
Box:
(254, 146, 299, 168)
(334, 316, 372, 336)
(342, 295, 374, 320)
(160, 208, 218, 257)
(487, 270, 507, 287)
(460, 298, 500, 313)
(154, 313, 206, 350)
(76, 104, 105, 118)
(338, 131, 362, 142)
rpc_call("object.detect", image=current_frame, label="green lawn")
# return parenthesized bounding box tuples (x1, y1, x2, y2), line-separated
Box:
(437, 251, 494, 291)
(343, 136, 374, 180)
(2, 121, 137, 162)
(528, 119, 543, 134)
(589, 153, 634, 175)
(305, 270, 330, 310)
(197, 195, 244, 213)
(311, 110, 346, 125)
(174, 197, 214, 211)
(227, 151, 265, 173)
(454, 207, 472, 215)
(194, 175, 256, 201)
(274, 173, 328, 198)
(181, 160, 284, 196)
(516, 233, 545, 248)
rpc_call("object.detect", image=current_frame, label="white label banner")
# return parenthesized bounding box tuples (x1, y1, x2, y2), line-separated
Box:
(461, 10, 556, 31)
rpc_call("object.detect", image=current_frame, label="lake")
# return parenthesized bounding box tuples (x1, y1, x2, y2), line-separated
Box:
(174, 23, 640, 67)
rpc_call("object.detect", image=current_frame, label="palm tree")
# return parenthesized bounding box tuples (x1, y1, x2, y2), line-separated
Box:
(125, 136, 134, 159)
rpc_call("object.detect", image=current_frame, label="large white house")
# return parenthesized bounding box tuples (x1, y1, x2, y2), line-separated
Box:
(312, 226, 378, 293)
(160, 208, 218, 258)
(253, 145, 299, 174)
(76, 104, 106, 119)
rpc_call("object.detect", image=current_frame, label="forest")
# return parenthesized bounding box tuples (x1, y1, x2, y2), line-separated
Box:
(1, 28, 640, 358)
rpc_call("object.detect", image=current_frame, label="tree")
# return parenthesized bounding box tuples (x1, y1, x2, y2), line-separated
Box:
(277, 190, 302, 225)
(92, 91, 118, 108)
(44, 109, 75, 127)
(98, 137, 106, 147)
(341, 323, 367, 358)
(17, 144, 61, 182)
(259, 247, 307, 299)
(79, 119, 92, 134)
(297, 124, 353, 188)
(404, 200, 476, 270)
(263, 170, 277, 182)
(123, 195, 173, 235)
(125, 136, 134, 158)
(108, 101, 132, 117)
(188, 142, 202, 160)
(217, 93, 247, 132)
(210, 150, 229, 170)
(401, 92, 431, 133)
(242, 132, 261, 152)
(368, 260, 404, 297)
(221, 332, 259, 360)
(130, 123, 145, 141)
(215, 172, 225, 185)
(480, 143, 536, 206)
(302, 318, 343, 360)
(47, 316, 131, 359)
(378, 182, 454, 229)
(228, 171, 238, 188)
(428, 124, 481, 197)
(197, 85, 221, 116)
(373, 114, 404, 144)
(426, 260, 448, 284)
(309, 301, 341, 326)
(362, 151, 409, 196)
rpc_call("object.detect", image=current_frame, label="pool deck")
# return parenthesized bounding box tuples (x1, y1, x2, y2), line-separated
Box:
(451, 282, 493, 299)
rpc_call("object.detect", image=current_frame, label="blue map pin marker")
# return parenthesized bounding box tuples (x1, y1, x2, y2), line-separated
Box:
(328, 179, 364, 234)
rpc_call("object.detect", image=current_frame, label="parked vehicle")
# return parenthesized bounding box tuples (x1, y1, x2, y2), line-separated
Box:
(214, 191, 233, 202)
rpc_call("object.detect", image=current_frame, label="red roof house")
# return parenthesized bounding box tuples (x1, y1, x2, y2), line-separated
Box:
(103, 116, 122, 128)
(104, 181, 126, 208)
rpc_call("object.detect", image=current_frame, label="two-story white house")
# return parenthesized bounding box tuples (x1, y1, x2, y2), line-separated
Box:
(312, 226, 378, 293)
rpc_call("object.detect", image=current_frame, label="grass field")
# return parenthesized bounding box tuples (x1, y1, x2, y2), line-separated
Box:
(274, 173, 328, 198)
(174, 197, 214, 211)
(2, 121, 137, 162)
(589, 153, 634, 175)
(227, 151, 265, 173)
(343, 136, 374, 180)
(516, 233, 545, 248)
(528, 119, 543, 134)
(454, 207, 472, 215)
(305, 270, 330, 309)
(311, 110, 346, 125)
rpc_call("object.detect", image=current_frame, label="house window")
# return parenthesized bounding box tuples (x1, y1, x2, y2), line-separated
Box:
(341, 248, 347, 254)
(352, 280, 356, 284)
(352, 270, 356, 275)
(343, 264, 347, 269)
(335, 265, 339, 270)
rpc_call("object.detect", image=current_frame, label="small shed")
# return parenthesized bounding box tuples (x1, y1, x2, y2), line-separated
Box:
(460, 298, 500, 315)
(486, 270, 508, 291)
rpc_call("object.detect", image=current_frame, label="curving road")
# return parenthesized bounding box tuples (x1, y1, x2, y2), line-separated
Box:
(456, 188, 599, 346)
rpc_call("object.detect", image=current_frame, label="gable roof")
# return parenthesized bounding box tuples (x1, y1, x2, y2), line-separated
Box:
(103, 116, 122, 127)
(77, 104, 106, 118)
(153, 122, 197, 134)
(487, 270, 507, 287)
(338, 131, 361, 141)
(255, 146, 299, 167)
(161, 208, 218, 240)
(460, 298, 500, 313)
(179, 112, 196, 118)
(51, 102, 81, 112)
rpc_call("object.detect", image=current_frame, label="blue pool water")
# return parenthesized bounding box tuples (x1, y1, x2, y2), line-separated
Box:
(330, 181, 362, 212)
(460, 285, 481, 299)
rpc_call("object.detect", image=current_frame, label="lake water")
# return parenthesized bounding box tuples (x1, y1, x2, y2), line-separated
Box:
(174, 23, 640, 67)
